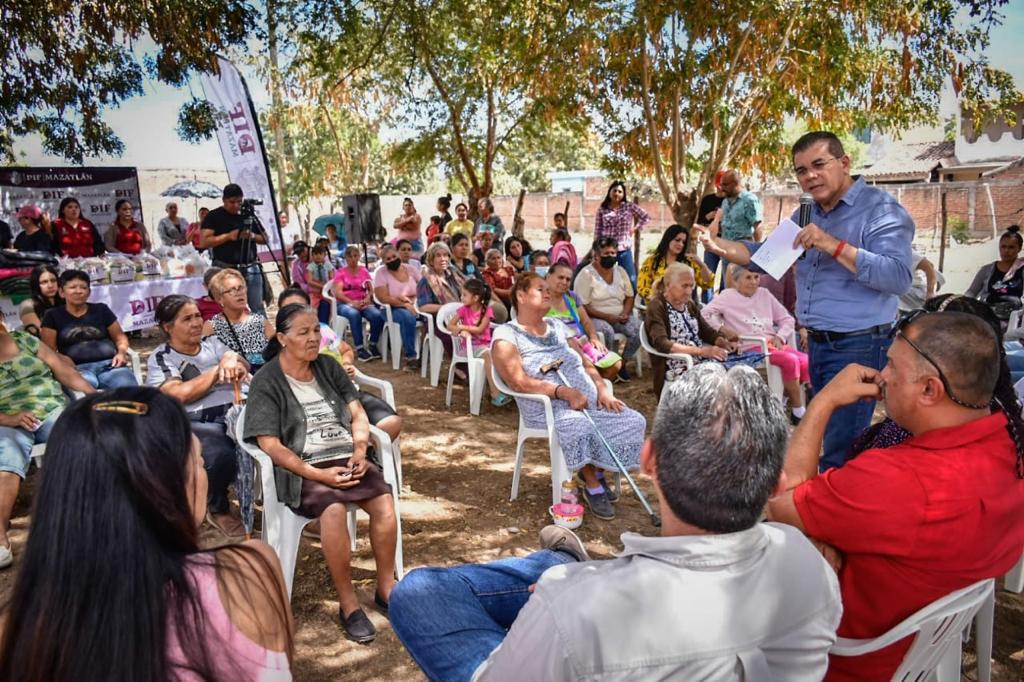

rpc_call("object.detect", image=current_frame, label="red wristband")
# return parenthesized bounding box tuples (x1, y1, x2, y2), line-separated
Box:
(832, 240, 847, 259)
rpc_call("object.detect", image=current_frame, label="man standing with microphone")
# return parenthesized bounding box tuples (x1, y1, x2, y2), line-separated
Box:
(701, 131, 914, 470)
(200, 183, 268, 315)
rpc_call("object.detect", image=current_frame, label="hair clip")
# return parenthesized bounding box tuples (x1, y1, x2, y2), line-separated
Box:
(92, 400, 149, 415)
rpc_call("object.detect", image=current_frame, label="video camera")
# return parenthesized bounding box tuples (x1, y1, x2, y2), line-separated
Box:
(240, 197, 263, 218)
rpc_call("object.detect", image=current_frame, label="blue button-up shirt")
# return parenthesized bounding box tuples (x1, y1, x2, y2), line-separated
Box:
(745, 177, 914, 332)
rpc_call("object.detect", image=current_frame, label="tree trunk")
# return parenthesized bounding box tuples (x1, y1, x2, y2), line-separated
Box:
(512, 189, 526, 238)
(266, 0, 288, 218)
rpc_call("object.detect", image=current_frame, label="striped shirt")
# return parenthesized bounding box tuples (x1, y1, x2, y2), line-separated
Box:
(147, 338, 236, 417)
(594, 202, 650, 252)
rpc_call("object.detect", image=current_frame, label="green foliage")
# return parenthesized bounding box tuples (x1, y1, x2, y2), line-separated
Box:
(596, 0, 1021, 224)
(949, 217, 971, 244)
(1, 0, 257, 163)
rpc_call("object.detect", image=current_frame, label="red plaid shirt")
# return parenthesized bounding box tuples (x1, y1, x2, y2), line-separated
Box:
(595, 202, 650, 252)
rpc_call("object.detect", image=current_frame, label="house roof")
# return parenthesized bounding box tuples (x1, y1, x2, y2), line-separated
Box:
(857, 140, 957, 182)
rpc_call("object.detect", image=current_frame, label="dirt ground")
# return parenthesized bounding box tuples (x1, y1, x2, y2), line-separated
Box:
(2, 346, 1022, 681)
(0, 225, 1020, 681)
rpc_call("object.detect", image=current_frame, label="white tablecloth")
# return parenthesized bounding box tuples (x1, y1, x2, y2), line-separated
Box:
(2, 276, 207, 331)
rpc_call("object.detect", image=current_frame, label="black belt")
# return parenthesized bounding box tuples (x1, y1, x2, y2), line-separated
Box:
(806, 323, 892, 343)
(213, 259, 257, 269)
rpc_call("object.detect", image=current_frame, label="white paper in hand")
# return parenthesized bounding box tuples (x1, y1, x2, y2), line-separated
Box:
(750, 218, 805, 279)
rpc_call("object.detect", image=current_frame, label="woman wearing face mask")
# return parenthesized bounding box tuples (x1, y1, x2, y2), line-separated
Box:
(13, 204, 54, 253)
(103, 199, 152, 255)
(372, 245, 422, 371)
(574, 238, 642, 381)
(530, 251, 551, 278)
(636, 224, 713, 301)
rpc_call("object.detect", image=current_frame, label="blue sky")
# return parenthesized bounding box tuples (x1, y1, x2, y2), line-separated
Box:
(11, 5, 1024, 171)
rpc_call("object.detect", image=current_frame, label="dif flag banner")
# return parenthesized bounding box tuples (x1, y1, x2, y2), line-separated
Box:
(0, 167, 142, 229)
(199, 56, 286, 259)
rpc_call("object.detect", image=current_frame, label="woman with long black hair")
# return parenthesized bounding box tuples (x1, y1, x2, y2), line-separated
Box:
(635, 224, 714, 301)
(0, 386, 293, 680)
(18, 264, 61, 337)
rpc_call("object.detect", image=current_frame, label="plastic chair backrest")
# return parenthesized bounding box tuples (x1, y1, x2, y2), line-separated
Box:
(437, 301, 473, 359)
(831, 579, 994, 679)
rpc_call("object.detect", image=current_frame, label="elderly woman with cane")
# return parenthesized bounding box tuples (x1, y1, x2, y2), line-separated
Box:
(492, 273, 646, 521)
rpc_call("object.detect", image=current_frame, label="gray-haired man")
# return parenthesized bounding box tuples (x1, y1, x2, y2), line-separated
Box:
(390, 364, 842, 681)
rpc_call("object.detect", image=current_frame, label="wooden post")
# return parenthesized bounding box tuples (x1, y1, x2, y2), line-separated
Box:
(938, 192, 948, 273)
(512, 189, 526, 238)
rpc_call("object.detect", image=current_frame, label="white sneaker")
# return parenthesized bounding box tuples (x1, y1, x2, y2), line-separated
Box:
(0, 543, 12, 569)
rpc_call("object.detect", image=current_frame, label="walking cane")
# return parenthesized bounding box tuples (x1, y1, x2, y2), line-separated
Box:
(539, 359, 661, 527)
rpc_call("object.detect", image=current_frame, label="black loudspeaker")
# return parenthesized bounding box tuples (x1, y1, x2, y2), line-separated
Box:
(342, 193, 383, 244)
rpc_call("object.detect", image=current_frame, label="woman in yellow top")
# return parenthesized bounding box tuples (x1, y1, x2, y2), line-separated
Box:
(636, 224, 714, 301)
(445, 202, 474, 238)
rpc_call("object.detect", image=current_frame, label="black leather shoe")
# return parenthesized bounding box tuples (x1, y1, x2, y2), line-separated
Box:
(340, 607, 377, 643)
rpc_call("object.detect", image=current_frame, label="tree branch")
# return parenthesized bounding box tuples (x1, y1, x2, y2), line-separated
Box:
(639, 19, 673, 209)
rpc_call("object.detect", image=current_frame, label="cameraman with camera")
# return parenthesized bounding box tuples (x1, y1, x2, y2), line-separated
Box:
(200, 183, 268, 315)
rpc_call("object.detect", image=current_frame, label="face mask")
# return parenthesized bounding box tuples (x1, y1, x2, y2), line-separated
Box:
(386, 259, 402, 271)
(599, 255, 617, 269)
(535, 266, 549, 278)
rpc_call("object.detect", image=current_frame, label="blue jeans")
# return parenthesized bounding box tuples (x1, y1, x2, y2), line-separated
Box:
(190, 418, 238, 515)
(1006, 343, 1024, 385)
(337, 303, 385, 348)
(808, 330, 892, 471)
(0, 408, 61, 477)
(75, 359, 138, 390)
(702, 251, 721, 302)
(389, 306, 420, 359)
(616, 249, 637, 291)
(390, 550, 573, 682)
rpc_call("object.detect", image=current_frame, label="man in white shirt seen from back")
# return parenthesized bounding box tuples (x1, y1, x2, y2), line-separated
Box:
(390, 363, 842, 681)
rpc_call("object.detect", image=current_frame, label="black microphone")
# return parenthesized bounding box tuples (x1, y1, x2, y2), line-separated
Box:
(798, 193, 813, 227)
(797, 192, 813, 259)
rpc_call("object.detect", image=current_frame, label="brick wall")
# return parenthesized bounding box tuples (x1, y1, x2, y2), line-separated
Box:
(489, 164, 1024, 240)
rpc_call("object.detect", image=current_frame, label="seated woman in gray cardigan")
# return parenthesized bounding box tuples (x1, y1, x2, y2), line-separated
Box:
(244, 304, 397, 645)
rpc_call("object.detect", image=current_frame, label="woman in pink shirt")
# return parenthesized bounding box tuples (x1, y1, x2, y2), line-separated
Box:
(0, 387, 293, 681)
(372, 244, 423, 370)
(334, 245, 386, 361)
(392, 197, 423, 255)
(702, 264, 809, 422)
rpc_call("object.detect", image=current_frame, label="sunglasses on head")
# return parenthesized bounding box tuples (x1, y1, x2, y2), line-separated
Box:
(891, 310, 990, 410)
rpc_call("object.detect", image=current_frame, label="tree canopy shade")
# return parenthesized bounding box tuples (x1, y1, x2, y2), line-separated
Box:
(1, 0, 256, 163)
(597, 0, 1021, 225)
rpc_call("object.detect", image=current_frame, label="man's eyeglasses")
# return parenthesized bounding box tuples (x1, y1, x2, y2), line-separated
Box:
(891, 310, 990, 410)
(794, 157, 838, 179)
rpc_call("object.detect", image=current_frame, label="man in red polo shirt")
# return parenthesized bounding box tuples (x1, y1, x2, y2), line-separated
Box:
(769, 310, 1024, 680)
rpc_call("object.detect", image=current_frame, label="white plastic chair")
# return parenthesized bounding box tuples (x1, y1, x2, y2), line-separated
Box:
(235, 406, 404, 598)
(639, 324, 695, 376)
(373, 291, 425, 372)
(1006, 308, 1024, 342)
(738, 335, 785, 403)
(491, 357, 615, 506)
(321, 281, 351, 344)
(351, 368, 403, 491)
(831, 578, 994, 682)
(1003, 553, 1024, 593)
(436, 302, 486, 415)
